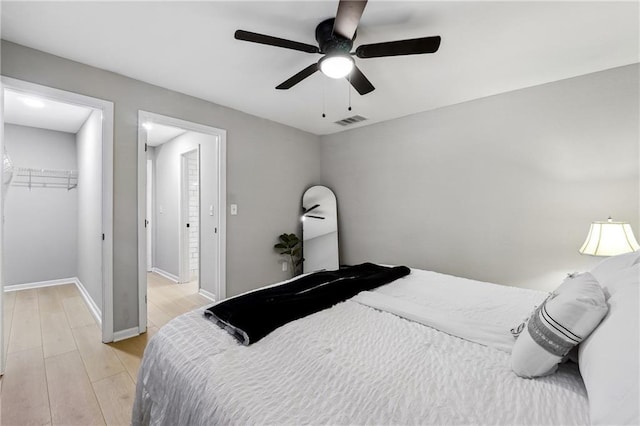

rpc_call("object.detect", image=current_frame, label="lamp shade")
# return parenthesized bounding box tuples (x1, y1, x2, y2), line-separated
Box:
(579, 218, 640, 256)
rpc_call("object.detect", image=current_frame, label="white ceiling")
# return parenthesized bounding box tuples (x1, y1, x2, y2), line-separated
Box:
(145, 123, 187, 147)
(1, 1, 638, 136)
(4, 89, 93, 133)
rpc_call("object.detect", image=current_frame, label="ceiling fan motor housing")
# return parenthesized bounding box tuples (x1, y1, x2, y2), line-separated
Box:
(316, 18, 354, 55)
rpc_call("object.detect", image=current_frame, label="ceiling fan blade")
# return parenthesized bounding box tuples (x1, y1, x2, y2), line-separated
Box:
(333, 0, 368, 40)
(347, 65, 375, 95)
(235, 30, 320, 54)
(276, 63, 319, 90)
(355, 36, 441, 58)
(304, 204, 320, 213)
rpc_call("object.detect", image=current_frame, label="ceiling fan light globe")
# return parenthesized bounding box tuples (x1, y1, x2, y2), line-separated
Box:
(319, 55, 354, 79)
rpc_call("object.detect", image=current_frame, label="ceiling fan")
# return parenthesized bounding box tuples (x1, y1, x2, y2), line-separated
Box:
(234, 0, 441, 95)
(302, 204, 325, 220)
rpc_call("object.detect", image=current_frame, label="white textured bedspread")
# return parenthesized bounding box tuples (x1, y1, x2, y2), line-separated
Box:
(133, 270, 590, 425)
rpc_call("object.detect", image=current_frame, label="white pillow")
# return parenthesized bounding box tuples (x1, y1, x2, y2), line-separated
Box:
(590, 250, 640, 284)
(511, 273, 608, 378)
(579, 283, 639, 425)
(597, 263, 639, 298)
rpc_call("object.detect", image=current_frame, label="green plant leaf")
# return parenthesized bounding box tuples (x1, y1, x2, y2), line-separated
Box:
(292, 247, 301, 257)
(274, 243, 287, 249)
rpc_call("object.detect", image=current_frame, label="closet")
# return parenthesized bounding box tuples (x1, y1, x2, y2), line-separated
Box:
(4, 124, 80, 286)
(2, 90, 103, 312)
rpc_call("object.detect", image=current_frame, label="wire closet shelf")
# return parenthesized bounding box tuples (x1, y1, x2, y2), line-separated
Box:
(11, 166, 78, 191)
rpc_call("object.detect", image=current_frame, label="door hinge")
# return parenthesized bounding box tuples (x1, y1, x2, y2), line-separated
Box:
(215, 227, 217, 234)
(145, 295, 147, 304)
(102, 233, 105, 241)
(144, 143, 148, 152)
(145, 219, 148, 228)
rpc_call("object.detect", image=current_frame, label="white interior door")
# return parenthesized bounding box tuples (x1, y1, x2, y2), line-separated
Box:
(179, 148, 200, 285)
(146, 159, 153, 271)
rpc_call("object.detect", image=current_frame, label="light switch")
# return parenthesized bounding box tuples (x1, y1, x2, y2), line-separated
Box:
(159, 206, 163, 214)
(230, 204, 238, 215)
(209, 205, 214, 216)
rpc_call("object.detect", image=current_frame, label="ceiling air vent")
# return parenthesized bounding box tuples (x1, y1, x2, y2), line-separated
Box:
(334, 115, 367, 126)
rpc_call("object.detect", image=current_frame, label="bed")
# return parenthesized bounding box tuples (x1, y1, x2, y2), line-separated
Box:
(132, 254, 639, 425)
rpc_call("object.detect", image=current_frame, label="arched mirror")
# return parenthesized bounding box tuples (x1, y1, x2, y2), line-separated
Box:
(302, 185, 339, 273)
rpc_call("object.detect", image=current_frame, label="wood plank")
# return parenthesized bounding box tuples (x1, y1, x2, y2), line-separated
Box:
(1, 346, 52, 425)
(92, 371, 136, 426)
(3, 290, 16, 355)
(184, 292, 211, 308)
(55, 283, 80, 299)
(8, 289, 42, 354)
(39, 287, 77, 358)
(62, 295, 95, 328)
(146, 289, 188, 318)
(146, 301, 172, 328)
(45, 350, 105, 426)
(109, 327, 158, 384)
(71, 324, 124, 382)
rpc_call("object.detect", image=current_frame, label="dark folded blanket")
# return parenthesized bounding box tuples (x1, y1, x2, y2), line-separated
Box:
(204, 263, 410, 345)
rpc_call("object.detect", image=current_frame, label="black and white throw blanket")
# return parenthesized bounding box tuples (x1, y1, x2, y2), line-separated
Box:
(204, 262, 410, 345)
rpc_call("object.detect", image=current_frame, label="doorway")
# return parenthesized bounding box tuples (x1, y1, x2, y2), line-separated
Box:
(137, 111, 226, 333)
(0, 77, 114, 375)
(180, 148, 200, 284)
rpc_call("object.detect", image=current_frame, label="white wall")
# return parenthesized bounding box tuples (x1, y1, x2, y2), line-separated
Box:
(3, 124, 78, 285)
(320, 64, 639, 291)
(76, 109, 102, 308)
(1, 41, 321, 332)
(146, 146, 155, 269)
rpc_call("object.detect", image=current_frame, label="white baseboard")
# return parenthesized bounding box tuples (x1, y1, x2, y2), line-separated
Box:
(74, 278, 102, 327)
(151, 267, 179, 283)
(198, 288, 216, 302)
(4, 277, 103, 327)
(4, 277, 77, 292)
(113, 327, 140, 342)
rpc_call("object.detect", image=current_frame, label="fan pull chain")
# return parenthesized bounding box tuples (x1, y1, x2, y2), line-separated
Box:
(348, 74, 352, 111)
(322, 78, 326, 118)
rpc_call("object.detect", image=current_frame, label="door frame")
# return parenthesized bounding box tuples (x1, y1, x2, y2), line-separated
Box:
(137, 111, 226, 333)
(146, 159, 153, 272)
(0, 77, 115, 368)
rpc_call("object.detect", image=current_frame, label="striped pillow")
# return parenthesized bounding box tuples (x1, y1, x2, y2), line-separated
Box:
(511, 272, 608, 378)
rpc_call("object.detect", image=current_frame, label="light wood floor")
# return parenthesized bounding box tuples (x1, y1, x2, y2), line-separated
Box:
(0, 273, 211, 426)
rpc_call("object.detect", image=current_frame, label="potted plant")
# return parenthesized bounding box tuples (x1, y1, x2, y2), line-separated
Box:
(274, 233, 302, 277)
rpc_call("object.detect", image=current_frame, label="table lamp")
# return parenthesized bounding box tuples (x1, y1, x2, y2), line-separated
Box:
(579, 217, 640, 256)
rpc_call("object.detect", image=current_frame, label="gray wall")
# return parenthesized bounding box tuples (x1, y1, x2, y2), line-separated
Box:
(3, 124, 78, 285)
(320, 64, 640, 292)
(76, 109, 103, 309)
(1, 41, 321, 332)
